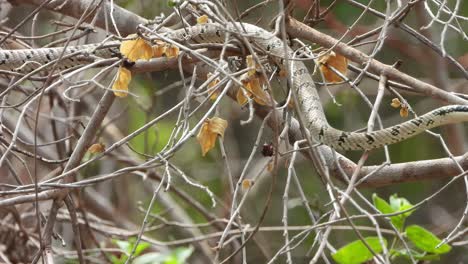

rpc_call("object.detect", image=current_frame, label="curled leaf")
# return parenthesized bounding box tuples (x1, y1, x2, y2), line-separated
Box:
(197, 15, 209, 24)
(391, 98, 401, 108)
(120, 35, 153, 62)
(237, 73, 269, 106)
(207, 73, 221, 100)
(246, 55, 260, 77)
(88, 143, 105, 154)
(400, 106, 409, 118)
(112, 66, 131, 97)
(242, 179, 253, 190)
(196, 117, 228, 156)
(318, 51, 348, 83)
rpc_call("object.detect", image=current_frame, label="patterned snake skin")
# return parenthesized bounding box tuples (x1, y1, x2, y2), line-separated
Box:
(1, 23, 467, 150)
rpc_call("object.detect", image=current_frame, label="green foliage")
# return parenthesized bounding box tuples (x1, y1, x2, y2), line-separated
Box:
(110, 238, 150, 264)
(332, 237, 387, 264)
(335, 194, 453, 263)
(167, 0, 183, 8)
(373, 193, 414, 231)
(133, 247, 194, 264)
(110, 238, 193, 264)
(371, 194, 452, 262)
(405, 225, 452, 254)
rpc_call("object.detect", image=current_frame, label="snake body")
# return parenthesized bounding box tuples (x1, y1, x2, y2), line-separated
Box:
(1, 23, 467, 150)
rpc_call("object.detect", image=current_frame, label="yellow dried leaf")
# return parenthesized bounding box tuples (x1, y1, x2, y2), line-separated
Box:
(318, 51, 348, 83)
(112, 66, 131, 97)
(152, 41, 166, 58)
(267, 160, 274, 172)
(247, 77, 268, 105)
(236, 87, 250, 106)
(165, 44, 179, 58)
(197, 15, 209, 24)
(391, 98, 401, 108)
(120, 35, 153, 62)
(88, 143, 105, 154)
(207, 73, 220, 100)
(400, 106, 409, 118)
(196, 117, 228, 156)
(242, 179, 253, 190)
(246, 55, 258, 76)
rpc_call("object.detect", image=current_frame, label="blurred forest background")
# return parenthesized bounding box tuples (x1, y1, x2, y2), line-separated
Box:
(0, 0, 467, 263)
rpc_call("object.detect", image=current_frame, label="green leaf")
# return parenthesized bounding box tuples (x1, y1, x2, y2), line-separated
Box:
(405, 225, 452, 254)
(332, 237, 387, 264)
(134, 241, 151, 257)
(373, 194, 393, 214)
(167, 0, 182, 7)
(389, 194, 413, 218)
(133, 253, 166, 264)
(372, 193, 413, 231)
(391, 249, 441, 261)
(133, 247, 193, 264)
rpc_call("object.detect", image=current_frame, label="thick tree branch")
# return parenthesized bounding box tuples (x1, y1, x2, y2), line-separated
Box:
(286, 18, 467, 105)
(8, 0, 148, 36)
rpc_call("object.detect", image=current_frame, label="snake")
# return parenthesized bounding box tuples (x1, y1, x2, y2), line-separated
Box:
(1, 22, 467, 151)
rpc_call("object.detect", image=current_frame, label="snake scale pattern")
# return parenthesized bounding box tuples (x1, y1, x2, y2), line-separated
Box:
(1, 22, 467, 151)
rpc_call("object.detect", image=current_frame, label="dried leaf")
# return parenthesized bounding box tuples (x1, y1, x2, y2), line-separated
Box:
(318, 51, 348, 83)
(120, 35, 153, 62)
(165, 44, 179, 58)
(88, 143, 105, 154)
(207, 73, 221, 100)
(391, 98, 401, 108)
(242, 179, 253, 190)
(236, 87, 250, 106)
(112, 66, 131, 97)
(246, 76, 268, 105)
(246, 55, 258, 76)
(400, 106, 409, 118)
(196, 117, 228, 156)
(152, 40, 167, 58)
(197, 15, 209, 24)
(236, 72, 269, 106)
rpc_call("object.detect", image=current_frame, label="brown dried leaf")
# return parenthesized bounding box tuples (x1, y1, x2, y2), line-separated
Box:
(88, 143, 105, 154)
(120, 35, 153, 62)
(400, 106, 409, 118)
(391, 98, 401, 108)
(318, 51, 348, 83)
(196, 117, 228, 156)
(112, 66, 131, 98)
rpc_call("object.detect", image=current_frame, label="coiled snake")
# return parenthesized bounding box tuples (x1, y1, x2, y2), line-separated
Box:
(1, 22, 467, 151)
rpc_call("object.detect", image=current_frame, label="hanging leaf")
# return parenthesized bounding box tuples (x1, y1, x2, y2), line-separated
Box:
(196, 117, 228, 156)
(246, 55, 259, 77)
(207, 73, 221, 100)
(236, 73, 269, 106)
(88, 143, 105, 154)
(112, 66, 132, 97)
(400, 106, 409, 118)
(318, 51, 348, 83)
(120, 35, 153, 62)
(391, 98, 401, 108)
